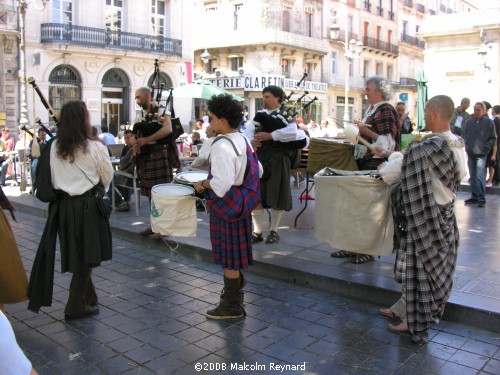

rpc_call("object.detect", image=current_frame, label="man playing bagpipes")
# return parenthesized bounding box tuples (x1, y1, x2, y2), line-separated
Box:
(242, 85, 308, 244)
(132, 87, 180, 240)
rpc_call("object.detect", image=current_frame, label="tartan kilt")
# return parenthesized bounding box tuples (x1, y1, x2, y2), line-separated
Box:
(209, 214, 253, 270)
(137, 146, 175, 198)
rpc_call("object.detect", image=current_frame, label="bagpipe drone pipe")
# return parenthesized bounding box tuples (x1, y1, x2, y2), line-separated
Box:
(252, 72, 317, 150)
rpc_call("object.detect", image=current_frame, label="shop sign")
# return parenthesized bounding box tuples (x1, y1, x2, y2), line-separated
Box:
(209, 75, 327, 93)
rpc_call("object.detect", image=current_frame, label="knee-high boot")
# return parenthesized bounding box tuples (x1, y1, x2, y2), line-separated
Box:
(207, 276, 245, 320)
(220, 271, 246, 305)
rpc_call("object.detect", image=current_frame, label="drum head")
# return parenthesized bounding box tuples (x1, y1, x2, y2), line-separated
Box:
(152, 183, 194, 196)
(175, 171, 209, 185)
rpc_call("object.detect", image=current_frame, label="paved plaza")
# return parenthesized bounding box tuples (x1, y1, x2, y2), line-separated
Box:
(3, 181, 500, 374)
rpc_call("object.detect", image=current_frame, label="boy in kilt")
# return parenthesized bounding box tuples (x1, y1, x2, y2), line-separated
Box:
(194, 94, 260, 319)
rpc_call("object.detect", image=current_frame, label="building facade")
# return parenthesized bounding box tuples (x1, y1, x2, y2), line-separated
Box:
(21, 0, 192, 134)
(0, 0, 19, 133)
(419, 7, 500, 108)
(193, 0, 478, 127)
(4, 0, 485, 135)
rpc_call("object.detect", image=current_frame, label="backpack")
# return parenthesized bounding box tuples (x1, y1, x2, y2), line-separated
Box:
(34, 137, 59, 203)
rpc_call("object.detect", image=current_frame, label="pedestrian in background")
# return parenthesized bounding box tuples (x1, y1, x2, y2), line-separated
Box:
(450, 97, 470, 136)
(27, 101, 114, 320)
(463, 101, 496, 207)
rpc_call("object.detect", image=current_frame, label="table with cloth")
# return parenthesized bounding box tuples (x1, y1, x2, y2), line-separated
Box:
(314, 168, 394, 257)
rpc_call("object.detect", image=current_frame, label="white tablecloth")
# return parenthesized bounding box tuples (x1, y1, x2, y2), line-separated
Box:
(315, 169, 394, 256)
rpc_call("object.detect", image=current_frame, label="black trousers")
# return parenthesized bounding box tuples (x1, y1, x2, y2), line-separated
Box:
(64, 268, 97, 315)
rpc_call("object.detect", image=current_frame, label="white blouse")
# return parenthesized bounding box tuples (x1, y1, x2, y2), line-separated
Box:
(50, 139, 114, 196)
(209, 133, 251, 198)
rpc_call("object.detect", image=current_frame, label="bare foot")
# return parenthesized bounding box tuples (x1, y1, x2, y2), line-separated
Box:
(388, 322, 409, 334)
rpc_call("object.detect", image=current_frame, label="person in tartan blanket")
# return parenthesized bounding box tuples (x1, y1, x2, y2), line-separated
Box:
(377, 95, 466, 344)
(194, 94, 261, 319)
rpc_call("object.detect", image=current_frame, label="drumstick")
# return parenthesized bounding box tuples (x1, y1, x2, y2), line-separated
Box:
(335, 118, 372, 128)
(356, 135, 375, 152)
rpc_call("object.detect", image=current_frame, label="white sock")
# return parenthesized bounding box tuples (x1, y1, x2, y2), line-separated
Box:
(251, 209, 264, 234)
(270, 209, 283, 233)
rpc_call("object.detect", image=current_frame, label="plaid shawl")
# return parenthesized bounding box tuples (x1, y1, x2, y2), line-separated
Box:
(399, 135, 462, 343)
(360, 103, 400, 169)
(206, 136, 260, 222)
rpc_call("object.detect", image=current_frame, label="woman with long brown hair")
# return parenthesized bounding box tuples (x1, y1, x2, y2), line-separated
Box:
(28, 101, 114, 320)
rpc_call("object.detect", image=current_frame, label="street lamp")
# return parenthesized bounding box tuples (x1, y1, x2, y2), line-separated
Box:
(200, 48, 211, 64)
(17, 0, 49, 130)
(329, 3, 362, 122)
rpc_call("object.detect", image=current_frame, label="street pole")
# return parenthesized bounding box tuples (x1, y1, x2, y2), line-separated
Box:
(17, 0, 49, 130)
(343, 14, 350, 123)
(18, 1, 29, 131)
(329, 2, 362, 125)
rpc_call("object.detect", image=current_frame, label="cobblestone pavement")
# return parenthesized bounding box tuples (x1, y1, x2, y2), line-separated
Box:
(4, 211, 500, 375)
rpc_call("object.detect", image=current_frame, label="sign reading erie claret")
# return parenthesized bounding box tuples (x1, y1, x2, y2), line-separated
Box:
(209, 75, 328, 93)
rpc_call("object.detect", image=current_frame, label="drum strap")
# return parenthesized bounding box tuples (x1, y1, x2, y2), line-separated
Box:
(212, 135, 241, 156)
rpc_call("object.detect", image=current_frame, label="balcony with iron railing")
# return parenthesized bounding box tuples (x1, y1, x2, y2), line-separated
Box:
(376, 7, 383, 17)
(403, 0, 413, 8)
(400, 34, 425, 48)
(40, 23, 182, 56)
(417, 3, 425, 13)
(362, 36, 398, 55)
(388, 11, 394, 20)
(364, 1, 371, 12)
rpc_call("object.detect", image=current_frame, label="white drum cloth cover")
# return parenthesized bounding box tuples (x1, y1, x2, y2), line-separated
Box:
(151, 184, 197, 237)
(315, 168, 394, 256)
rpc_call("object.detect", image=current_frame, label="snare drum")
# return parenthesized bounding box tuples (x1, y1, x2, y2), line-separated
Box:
(174, 171, 209, 186)
(150, 183, 197, 237)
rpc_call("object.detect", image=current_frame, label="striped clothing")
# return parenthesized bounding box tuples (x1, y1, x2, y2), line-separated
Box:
(398, 136, 462, 343)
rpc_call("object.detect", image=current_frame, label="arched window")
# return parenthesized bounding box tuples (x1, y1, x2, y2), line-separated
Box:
(147, 72, 173, 106)
(101, 68, 130, 135)
(48, 65, 81, 117)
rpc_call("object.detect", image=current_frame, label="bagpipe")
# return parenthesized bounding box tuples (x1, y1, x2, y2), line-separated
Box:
(25, 77, 56, 138)
(253, 72, 318, 134)
(132, 60, 184, 144)
(253, 72, 317, 149)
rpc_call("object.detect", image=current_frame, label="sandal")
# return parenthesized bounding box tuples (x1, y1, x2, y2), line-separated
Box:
(350, 254, 374, 264)
(265, 231, 280, 244)
(330, 250, 354, 258)
(252, 232, 263, 244)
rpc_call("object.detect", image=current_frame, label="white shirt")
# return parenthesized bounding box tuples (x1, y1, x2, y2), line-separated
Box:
(51, 139, 114, 196)
(99, 132, 116, 145)
(209, 133, 250, 198)
(243, 108, 303, 143)
(0, 311, 32, 375)
(379, 131, 466, 205)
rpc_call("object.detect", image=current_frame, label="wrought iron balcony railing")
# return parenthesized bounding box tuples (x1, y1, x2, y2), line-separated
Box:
(362, 36, 399, 55)
(400, 34, 425, 48)
(40, 23, 182, 56)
